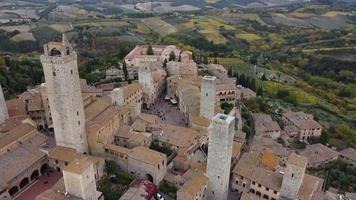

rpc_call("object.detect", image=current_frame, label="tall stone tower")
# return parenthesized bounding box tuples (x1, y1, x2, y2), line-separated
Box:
(280, 153, 307, 200)
(40, 35, 88, 154)
(206, 113, 235, 200)
(138, 64, 155, 108)
(200, 76, 216, 119)
(0, 84, 9, 124)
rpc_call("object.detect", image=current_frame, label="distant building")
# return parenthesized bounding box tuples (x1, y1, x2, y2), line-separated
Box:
(339, 148, 356, 166)
(236, 86, 256, 100)
(298, 144, 339, 168)
(282, 112, 322, 142)
(252, 113, 281, 139)
(166, 61, 198, 77)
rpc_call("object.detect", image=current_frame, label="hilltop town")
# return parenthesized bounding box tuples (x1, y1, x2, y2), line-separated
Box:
(0, 0, 355, 199)
(0, 32, 354, 200)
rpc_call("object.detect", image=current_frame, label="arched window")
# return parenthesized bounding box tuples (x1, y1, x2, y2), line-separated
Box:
(50, 48, 62, 56)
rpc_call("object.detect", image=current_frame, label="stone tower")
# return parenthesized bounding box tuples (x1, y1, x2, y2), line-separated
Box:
(0, 84, 9, 124)
(63, 158, 101, 200)
(206, 113, 235, 200)
(200, 76, 216, 119)
(40, 35, 88, 154)
(280, 153, 307, 200)
(111, 88, 124, 106)
(138, 64, 155, 108)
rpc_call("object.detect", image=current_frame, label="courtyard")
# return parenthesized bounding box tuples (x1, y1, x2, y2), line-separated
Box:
(143, 96, 186, 127)
(14, 170, 62, 200)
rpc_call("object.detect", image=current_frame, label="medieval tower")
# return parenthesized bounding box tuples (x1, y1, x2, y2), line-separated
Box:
(138, 64, 155, 108)
(0, 84, 9, 124)
(200, 76, 216, 119)
(206, 113, 235, 200)
(280, 153, 307, 200)
(40, 34, 88, 154)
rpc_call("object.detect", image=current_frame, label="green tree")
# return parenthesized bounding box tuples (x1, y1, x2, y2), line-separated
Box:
(147, 45, 154, 55)
(122, 61, 128, 81)
(163, 58, 167, 68)
(169, 51, 176, 61)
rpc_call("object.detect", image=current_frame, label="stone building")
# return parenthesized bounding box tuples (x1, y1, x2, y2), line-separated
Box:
(200, 76, 217, 120)
(105, 145, 167, 184)
(232, 152, 323, 200)
(0, 119, 49, 198)
(206, 114, 235, 200)
(177, 170, 208, 200)
(111, 83, 143, 120)
(40, 35, 88, 154)
(85, 97, 130, 156)
(63, 157, 102, 200)
(252, 113, 281, 139)
(125, 45, 184, 69)
(280, 154, 308, 200)
(339, 148, 356, 166)
(36, 157, 103, 200)
(0, 84, 9, 124)
(282, 111, 322, 142)
(298, 144, 339, 168)
(138, 63, 166, 108)
(166, 61, 198, 77)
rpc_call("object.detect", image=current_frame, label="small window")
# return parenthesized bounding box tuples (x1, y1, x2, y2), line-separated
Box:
(53, 71, 56, 76)
(206, 93, 208, 96)
(70, 70, 73, 74)
(78, 121, 80, 125)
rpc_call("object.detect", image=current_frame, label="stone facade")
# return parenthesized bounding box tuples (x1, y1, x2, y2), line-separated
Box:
(111, 83, 143, 120)
(0, 84, 9, 124)
(206, 114, 235, 200)
(105, 145, 167, 184)
(40, 37, 88, 154)
(63, 157, 102, 200)
(280, 154, 307, 200)
(200, 76, 217, 120)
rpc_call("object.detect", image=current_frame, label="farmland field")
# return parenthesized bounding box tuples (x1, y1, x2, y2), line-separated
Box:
(11, 32, 36, 42)
(141, 17, 177, 36)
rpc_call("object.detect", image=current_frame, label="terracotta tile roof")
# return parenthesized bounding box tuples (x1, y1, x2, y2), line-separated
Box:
(261, 149, 279, 170)
(250, 167, 283, 191)
(298, 144, 338, 167)
(233, 151, 260, 178)
(0, 122, 36, 150)
(63, 157, 92, 174)
(6, 98, 27, 117)
(48, 146, 79, 162)
(283, 111, 321, 130)
(298, 174, 324, 200)
(287, 153, 308, 168)
(159, 124, 201, 149)
(340, 148, 356, 161)
(138, 113, 159, 124)
(105, 144, 130, 155)
(179, 170, 208, 197)
(0, 133, 47, 189)
(252, 113, 281, 132)
(123, 83, 143, 98)
(128, 146, 166, 166)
